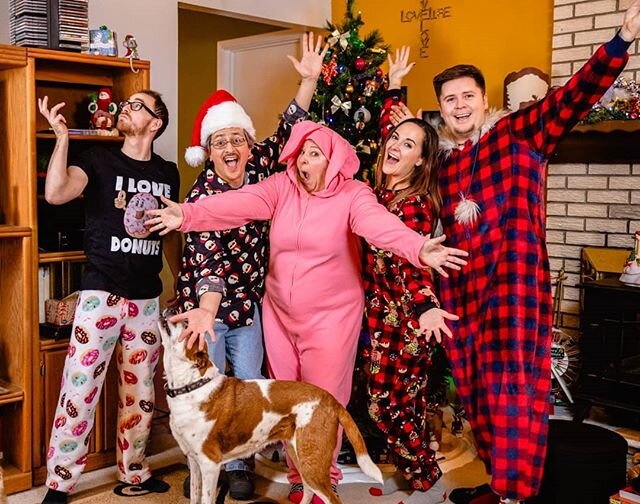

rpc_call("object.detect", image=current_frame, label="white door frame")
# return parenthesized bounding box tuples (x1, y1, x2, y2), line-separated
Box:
(217, 29, 303, 93)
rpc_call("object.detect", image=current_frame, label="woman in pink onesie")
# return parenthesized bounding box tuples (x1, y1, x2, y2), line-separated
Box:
(146, 121, 467, 501)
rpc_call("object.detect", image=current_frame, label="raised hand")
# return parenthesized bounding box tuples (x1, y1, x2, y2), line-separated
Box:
(418, 234, 468, 277)
(418, 308, 459, 343)
(389, 102, 420, 126)
(387, 46, 415, 89)
(288, 32, 328, 83)
(621, 0, 640, 42)
(38, 96, 68, 137)
(169, 308, 216, 351)
(144, 195, 184, 236)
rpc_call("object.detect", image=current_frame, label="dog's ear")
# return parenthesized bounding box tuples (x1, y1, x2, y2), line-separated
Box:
(184, 342, 212, 375)
(193, 351, 212, 372)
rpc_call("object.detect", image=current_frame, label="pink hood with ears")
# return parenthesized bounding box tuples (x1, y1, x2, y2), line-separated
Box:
(279, 120, 359, 197)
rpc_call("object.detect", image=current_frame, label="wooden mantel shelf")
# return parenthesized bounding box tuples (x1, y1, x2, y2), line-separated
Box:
(553, 120, 640, 163)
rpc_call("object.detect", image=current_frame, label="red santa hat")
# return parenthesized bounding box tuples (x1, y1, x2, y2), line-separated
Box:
(184, 89, 256, 167)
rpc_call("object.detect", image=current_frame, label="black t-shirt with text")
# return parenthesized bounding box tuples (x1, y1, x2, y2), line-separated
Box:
(73, 146, 180, 299)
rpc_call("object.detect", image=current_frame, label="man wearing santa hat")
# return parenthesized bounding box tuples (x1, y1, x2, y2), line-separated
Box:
(177, 32, 327, 501)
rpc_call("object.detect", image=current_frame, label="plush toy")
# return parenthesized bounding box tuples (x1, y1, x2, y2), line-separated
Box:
(123, 34, 139, 59)
(88, 87, 117, 130)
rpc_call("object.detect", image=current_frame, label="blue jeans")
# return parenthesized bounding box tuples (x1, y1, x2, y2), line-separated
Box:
(206, 306, 264, 472)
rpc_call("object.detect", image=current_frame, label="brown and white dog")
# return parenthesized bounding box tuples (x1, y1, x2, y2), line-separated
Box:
(159, 313, 383, 504)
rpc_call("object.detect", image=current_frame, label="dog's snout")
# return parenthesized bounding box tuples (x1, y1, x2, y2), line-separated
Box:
(160, 306, 180, 333)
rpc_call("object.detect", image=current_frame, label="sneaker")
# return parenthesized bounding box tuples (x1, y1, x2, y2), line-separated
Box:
(227, 470, 254, 500)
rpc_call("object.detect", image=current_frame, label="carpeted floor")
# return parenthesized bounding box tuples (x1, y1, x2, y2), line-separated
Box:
(9, 413, 490, 504)
(9, 404, 640, 503)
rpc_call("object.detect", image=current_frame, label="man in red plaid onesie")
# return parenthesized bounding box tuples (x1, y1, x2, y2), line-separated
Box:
(382, 2, 640, 503)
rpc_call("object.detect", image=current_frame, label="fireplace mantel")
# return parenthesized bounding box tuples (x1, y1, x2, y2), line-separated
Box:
(552, 120, 640, 164)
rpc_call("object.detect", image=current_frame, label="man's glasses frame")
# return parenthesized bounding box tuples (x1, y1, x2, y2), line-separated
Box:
(209, 135, 248, 150)
(118, 100, 159, 118)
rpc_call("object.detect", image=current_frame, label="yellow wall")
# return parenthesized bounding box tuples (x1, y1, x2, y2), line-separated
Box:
(331, 0, 553, 111)
(178, 8, 282, 197)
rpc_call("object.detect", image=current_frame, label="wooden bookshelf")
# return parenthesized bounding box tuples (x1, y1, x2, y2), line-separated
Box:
(36, 132, 124, 142)
(0, 379, 24, 406)
(0, 44, 151, 495)
(39, 250, 87, 263)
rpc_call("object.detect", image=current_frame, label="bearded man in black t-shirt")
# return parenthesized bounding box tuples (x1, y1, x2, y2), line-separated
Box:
(37, 90, 180, 504)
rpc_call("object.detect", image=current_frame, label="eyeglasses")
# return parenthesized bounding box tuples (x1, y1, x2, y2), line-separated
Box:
(209, 135, 247, 150)
(118, 100, 159, 118)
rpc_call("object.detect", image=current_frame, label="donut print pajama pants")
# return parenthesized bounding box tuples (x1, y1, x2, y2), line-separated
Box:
(45, 290, 162, 493)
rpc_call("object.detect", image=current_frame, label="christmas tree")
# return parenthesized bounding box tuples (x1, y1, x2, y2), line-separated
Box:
(310, 0, 389, 182)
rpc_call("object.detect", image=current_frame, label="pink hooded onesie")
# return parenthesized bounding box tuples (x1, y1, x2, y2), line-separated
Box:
(179, 121, 431, 484)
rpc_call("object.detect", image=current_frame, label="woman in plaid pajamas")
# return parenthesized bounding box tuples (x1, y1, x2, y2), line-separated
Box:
(361, 48, 458, 504)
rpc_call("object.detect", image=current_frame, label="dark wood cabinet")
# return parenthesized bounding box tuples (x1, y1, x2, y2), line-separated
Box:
(33, 340, 119, 485)
(576, 278, 640, 419)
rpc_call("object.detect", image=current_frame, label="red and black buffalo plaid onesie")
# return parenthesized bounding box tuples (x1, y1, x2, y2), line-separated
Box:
(384, 34, 629, 500)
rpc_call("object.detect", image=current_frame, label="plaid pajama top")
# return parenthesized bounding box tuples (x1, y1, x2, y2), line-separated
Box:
(436, 36, 629, 499)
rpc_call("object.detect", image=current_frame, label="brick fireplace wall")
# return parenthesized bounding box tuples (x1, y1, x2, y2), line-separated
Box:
(549, 0, 640, 332)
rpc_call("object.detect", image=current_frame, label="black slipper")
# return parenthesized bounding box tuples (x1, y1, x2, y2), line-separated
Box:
(449, 484, 494, 504)
(113, 477, 170, 496)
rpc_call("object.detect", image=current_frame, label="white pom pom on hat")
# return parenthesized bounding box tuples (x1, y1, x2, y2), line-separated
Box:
(185, 89, 256, 167)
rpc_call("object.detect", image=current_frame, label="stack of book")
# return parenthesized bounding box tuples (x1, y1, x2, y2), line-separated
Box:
(9, 0, 88, 52)
(9, 0, 48, 48)
(52, 0, 89, 52)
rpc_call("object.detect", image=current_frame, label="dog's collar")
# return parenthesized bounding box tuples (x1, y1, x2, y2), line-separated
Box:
(165, 376, 213, 398)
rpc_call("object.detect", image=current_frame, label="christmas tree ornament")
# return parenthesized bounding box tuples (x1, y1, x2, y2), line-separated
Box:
(354, 57, 367, 72)
(337, 64, 347, 74)
(321, 56, 338, 85)
(328, 29, 350, 50)
(330, 95, 352, 115)
(354, 105, 371, 124)
(345, 82, 355, 94)
(355, 121, 365, 131)
(363, 80, 378, 97)
(376, 67, 384, 78)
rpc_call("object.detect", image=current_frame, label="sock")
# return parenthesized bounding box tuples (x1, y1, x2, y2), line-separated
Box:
(42, 488, 68, 504)
(369, 471, 411, 496)
(449, 483, 495, 504)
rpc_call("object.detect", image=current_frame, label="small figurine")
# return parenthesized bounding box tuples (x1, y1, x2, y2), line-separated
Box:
(620, 229, 640, 287)
(123, 35, 139, 59)
(88, 87, 117, 130)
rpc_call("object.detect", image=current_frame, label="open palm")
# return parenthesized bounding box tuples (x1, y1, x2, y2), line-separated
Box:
(144, 195, 184, 236)
(621, 0, 640, 41)
(288, 32, 328, 82)
(387, 46, 415, 89)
